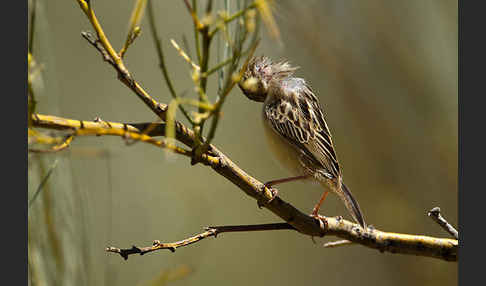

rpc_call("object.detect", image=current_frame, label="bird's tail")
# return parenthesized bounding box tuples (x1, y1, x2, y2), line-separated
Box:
(334, 180, 366, 228)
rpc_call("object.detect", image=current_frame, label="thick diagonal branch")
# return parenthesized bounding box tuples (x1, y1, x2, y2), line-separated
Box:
(31, 114, 458, 261)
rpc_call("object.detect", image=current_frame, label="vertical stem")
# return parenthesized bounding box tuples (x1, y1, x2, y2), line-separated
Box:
(218, 0, 231, 95)
(193, 0, 202, 64)
(29, 0, 37, 53)
(197, 1, 214, 130)
(28, 84, 37, 126)
(193, 29, 210, 143)
(205, 0, 213, 14)
(147, 0, 193, 124)
(199, 0, 214, 114)
(200, 32, 211, 96)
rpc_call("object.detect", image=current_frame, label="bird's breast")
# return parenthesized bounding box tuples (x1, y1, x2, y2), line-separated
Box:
(262, 110, 307, 177)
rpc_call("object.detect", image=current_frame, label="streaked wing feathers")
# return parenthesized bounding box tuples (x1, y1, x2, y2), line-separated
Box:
(264, 80, 340, 178)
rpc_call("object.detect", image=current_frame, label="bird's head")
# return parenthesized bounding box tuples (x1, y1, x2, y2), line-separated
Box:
(238, 56, 298, 102)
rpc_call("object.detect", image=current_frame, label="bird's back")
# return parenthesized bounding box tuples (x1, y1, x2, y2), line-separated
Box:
(263, 77, 341, 181)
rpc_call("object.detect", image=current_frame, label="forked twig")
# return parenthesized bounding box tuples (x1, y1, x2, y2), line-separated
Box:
(106, 223, 294, 260)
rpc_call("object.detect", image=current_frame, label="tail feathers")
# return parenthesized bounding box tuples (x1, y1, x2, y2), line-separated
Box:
(337, 182, 366, 228)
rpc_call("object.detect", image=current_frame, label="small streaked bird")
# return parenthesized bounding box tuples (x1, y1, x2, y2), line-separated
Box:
(238, 56, 366, 228)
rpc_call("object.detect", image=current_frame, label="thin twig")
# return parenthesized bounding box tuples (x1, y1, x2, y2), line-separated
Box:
(124, 119, 162, 146)
(119, 27, 142, 59)
(146, 0, 193, 124)
(184, 0, 214, 150)
(77, 0, 127, 71)
(31, 113, 196, 148)
(217, 0, 230, 93)
(78, 1, 173, 125)
(81, 30, 169, 122)
(427, 207, 458, 240)
(30, 114, 194, 157)
(183, 0, 203, 30)
(202, 57, 233, 78)
(29, 0, 38, 53)
(205, 0, 213, 14)
(28, 53, 38, 127)
(29, 159, 58, 208)
(200, 13, 258, 147)
(208, 2, 257, 38)
(106, 229, 216, 260)
(74, 123, 192, 156)
(203, 39, 259, 147)
(28, 135, 74, 153)
(165, 97, 214, 146)
(170, 39, 200, 71)
(192, 0, 202, 64)
(181, 34, 193, 64)
(106, 223, 294, 260)
(119, 0, 146, 58)
(198, 28, 211, 114)
(208, 223, 295, 235)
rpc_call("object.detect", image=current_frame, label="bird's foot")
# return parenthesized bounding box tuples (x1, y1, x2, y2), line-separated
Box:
(310, 206, 320, 218)
(309, 212, 326, 237)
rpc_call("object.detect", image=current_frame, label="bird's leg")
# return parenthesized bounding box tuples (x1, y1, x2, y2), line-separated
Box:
(257, 175, 311, 208)
(311, 191, 329, 217)
(264, 175, 311, 187)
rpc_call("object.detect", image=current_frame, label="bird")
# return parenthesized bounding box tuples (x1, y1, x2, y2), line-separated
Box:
(238, 56, 366, 228)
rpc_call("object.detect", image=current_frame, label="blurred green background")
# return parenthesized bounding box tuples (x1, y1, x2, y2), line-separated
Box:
(28, 0, 457, 285)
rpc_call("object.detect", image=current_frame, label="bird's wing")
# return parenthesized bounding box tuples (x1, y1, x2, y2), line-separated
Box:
(264, 78, 366, 227)
(264, 80, 340, 179)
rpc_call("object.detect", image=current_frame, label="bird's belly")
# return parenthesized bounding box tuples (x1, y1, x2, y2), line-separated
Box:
(262, 119, 306, 176)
